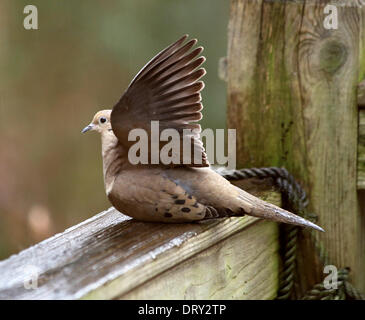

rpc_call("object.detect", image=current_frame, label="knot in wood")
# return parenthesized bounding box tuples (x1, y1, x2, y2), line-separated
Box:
(319, 40, 347, 74)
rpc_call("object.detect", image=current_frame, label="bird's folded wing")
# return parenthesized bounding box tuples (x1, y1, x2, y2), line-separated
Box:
(111, 35, 209, 167)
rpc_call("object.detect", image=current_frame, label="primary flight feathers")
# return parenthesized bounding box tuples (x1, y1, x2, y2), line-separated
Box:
(111, 34, 209, 167)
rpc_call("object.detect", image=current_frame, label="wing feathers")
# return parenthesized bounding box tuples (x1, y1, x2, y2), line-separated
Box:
(157, 111, 202, 122)
(147, 55, 205, 89)
(130, 34, 189, 86)
(154, 68, 206, 95)
(150, 93, 202, 110)
(156, 81, 204, 102)
(155, 103, 203, 116)
(111, 35, 209, 167)
(140, 39, 198, 83)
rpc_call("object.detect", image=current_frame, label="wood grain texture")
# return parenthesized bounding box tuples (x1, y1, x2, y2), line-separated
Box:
(360, 6, 365, 83)
(219, 72, 365, 190)
(0, 182, 281, 300)
(118, 221, 279, 300)
(227, 0, 365, 295)
(359, 80, 365, 107)
(358, 110, 365, 188)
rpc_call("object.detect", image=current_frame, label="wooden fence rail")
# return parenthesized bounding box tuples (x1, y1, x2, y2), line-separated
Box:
(0, 180, 280, 300)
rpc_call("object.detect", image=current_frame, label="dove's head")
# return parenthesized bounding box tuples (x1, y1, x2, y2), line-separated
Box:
(82, 110, 112, 134)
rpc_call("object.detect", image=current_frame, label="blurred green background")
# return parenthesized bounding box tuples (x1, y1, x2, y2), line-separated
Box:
(0, 0, 229, 260)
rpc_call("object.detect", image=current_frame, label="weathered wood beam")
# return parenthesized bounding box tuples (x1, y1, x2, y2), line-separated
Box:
(358, 80, 365, 107)
(220, 66, 365, 190)
(118, 220, 278, 300)
(0, 181, 281, 300)
(358, 110, 365, 189)
(227, 0, 365, 295)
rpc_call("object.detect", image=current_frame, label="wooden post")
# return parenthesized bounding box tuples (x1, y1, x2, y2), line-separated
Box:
(227, 0, 365, 296)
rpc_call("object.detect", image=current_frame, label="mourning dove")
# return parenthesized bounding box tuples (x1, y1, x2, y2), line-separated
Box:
(82, 35, 323, 232)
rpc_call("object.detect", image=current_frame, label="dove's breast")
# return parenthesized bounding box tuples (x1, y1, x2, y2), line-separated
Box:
(100, 130, 128, 195)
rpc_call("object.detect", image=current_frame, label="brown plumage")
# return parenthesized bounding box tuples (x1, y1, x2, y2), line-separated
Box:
(82, 35, 324, 232)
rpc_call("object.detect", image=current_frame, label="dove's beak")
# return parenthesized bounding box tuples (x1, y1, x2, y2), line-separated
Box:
(81, 124, 94, 133)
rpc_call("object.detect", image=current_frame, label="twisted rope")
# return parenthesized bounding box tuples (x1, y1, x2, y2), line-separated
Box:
(302, 268, 365, 300)
(216, 166, 364, 300)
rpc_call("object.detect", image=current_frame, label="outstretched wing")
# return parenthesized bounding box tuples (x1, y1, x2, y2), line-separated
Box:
(111, 35, 209, 167)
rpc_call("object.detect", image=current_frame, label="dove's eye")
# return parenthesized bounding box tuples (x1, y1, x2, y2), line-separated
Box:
(99, 117, 107, 124)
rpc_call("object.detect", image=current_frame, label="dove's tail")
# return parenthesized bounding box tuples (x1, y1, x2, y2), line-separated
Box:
(235, 186, 324, 232)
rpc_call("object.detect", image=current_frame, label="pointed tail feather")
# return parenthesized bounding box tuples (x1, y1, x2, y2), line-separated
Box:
(236, 187, 324, 232)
